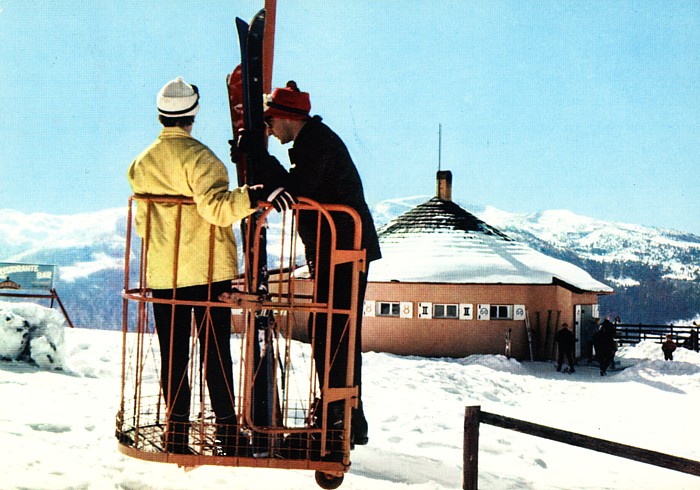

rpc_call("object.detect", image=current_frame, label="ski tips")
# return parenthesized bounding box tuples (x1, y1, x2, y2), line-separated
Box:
(236, 9, 265, 31)
(251, 9, 266, 25)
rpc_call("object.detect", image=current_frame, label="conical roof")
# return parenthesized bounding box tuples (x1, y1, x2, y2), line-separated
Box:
(378, 198, 511, 240)
(368, 197, 612, 292)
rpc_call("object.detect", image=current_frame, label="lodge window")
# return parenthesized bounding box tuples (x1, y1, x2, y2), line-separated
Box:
(434, 303, 459, 319)
(377, 301, 401, 317)
(490, 305, 512, 320)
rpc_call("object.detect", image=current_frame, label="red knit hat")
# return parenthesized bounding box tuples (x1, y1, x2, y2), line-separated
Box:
(264, 81, 311, 120)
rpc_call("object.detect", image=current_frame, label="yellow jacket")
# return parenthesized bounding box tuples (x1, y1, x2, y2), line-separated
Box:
(127, 127, 253, 289)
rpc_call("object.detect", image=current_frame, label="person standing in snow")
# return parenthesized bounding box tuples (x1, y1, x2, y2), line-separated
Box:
(593, 320, 617, 376)
(600, 318, 618, 369)
(230, 81, 381, 448)
(128, 77, 257, 455)
(553, 323, 576, 373)
(681, 327, 698, 351)
(662, 334, 677, 361)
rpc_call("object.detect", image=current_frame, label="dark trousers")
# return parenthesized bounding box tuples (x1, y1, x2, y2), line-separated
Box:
(557, 348, 575, 370)
(309, 262, 369, 397)
(598, 353, 612, 374)
(152, 281, 235, 422)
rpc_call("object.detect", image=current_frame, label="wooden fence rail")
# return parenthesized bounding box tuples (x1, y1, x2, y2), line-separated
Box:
(614, 323, 698, 351)
(463, 405, 700, 489)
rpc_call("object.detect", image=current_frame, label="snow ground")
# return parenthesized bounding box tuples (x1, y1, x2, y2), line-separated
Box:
(1, 303, 700, 489)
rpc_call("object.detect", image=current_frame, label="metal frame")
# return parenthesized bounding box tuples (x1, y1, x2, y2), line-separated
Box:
(117, 195, 365, 487)
(0, 288, 74, 328)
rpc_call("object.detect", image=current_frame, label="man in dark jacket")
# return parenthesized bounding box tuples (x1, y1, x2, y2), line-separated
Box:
(593, 320, 617, 376)
(553, 323, 576, 373)
(233, 81, 380, 448)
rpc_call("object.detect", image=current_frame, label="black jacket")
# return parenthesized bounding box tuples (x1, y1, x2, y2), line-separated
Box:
(553, 328, 575, 350)
(593, 330, 616, 357)
(256, 116, 381, 265)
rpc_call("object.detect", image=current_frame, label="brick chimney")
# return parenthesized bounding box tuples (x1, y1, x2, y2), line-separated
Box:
(436, 170, 452, 201)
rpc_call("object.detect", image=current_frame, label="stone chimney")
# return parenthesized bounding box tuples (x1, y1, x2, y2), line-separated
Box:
(436, 170, 452, 201)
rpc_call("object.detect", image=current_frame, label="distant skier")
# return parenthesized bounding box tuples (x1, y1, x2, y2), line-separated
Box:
(662, 334, 677, 361)
(553, 323, 576, 373)
(600, 318, 618, 368)
(681, 328, 698, 351)
(593, 320, 617, 376)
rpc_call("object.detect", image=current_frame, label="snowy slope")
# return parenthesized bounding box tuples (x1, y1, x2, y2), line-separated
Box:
(370, 198, 611, 291)
(371, 197, 700, 283)
(477, 206, 700, 282)
(2, 301, 700, 489)
(2, 202, 700, 326)
(0, 207, 128, 272)
(3, 202, 699, 286)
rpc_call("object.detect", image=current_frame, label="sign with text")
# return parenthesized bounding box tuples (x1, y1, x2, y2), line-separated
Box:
(0, 263, 56, 291)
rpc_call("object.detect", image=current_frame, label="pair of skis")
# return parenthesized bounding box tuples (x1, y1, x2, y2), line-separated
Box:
(227, 9, 276, 455)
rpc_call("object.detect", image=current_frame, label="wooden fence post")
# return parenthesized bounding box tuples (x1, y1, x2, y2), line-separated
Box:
(464, 405, 481, 490)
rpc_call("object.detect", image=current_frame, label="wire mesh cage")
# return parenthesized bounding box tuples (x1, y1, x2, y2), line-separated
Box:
(117, 195, 365, 488)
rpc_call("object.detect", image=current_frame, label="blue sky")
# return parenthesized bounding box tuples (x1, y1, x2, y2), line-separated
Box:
(2, 1, 700, 234)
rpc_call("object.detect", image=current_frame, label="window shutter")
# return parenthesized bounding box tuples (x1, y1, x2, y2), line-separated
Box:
(400, 302, 413, 319)
(363, 300, 375, 317)
(477, 304, 490, 321)
(418, 302, 432, 319)
(459, 303, 473, 320)
(514, 305, 526, 320)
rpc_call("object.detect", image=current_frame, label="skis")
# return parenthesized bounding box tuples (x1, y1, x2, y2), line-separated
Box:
(505, 328, 512, 359)
(227, 8, 277, 455)
(226, 64, 246, 187)
(525, 312, 534, 362)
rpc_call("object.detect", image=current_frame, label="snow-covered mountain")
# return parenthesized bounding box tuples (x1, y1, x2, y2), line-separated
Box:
(467, 204, 700, 324)
(476, 206, 700, 283)
(2, 198, 699, 328)
(0, 207, 131, 329)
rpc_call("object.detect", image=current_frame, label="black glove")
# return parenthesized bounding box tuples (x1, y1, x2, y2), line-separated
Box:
(267, 187, 297, 212)
(231, 129, 268, 164)
(247, 185, 266, 209)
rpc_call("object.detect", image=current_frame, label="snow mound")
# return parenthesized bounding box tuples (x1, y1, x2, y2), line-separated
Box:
(457, 353, 526, 374)
(617, 339, 700, 364)
(0, 310, 30, 359)
(0, 301, 66, 370)
(615, 340, 700, 381)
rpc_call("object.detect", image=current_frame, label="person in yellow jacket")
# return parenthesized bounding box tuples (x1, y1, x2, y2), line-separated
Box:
(128, 77, 255, 455)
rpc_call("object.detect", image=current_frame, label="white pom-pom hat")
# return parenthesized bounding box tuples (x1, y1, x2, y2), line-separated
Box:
(157, 77, 200, 117)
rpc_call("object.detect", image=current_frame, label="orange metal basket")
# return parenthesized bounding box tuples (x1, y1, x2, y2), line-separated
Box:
(117, 195, 365, 489)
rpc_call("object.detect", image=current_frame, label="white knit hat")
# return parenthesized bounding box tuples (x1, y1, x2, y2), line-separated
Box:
(157, 77, 200, 117)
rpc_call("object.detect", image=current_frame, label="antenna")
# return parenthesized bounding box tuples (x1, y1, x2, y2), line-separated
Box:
(438, 123, 442, 171)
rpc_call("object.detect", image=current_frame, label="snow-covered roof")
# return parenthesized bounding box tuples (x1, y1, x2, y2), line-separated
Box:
(368, 198, 613, 293)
